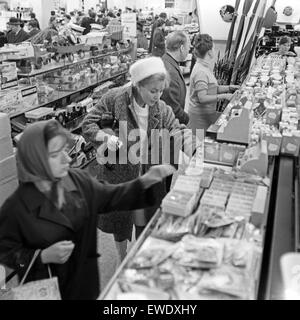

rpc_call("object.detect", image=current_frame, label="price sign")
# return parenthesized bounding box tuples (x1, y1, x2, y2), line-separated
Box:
(121, 13, 137, 39)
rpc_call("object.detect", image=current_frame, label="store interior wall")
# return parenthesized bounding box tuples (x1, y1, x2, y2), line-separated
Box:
(197, 0, 300, 41)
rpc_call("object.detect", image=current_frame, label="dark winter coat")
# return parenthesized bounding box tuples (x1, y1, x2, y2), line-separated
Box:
(7, 29, 29, 44)
(161, 52, 189, 125)
(0, 169, 162, 300)
(152, 28, 165, 57)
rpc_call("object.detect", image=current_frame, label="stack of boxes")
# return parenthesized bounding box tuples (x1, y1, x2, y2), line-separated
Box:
(0, 113, 18, 208)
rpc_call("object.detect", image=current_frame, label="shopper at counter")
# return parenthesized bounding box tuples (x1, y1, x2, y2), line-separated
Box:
(269, 36, 297, 57)
(152, 18, 166, 57)
(6, 17, 29, 44)
(137, 21, 148, 50)
(27, 20, 40, 38)
(29, 12, 40, 30)
(0, 120, 175, 300)
(82, 57, 197, 262)
(81, 11, 96, 35)
(161, 31, 190, 125)
(149, 12, 167, 54)
(188, 34, 238, 133)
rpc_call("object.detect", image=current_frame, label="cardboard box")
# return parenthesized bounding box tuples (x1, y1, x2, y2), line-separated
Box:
(0, 136, 14, 162)
(251, 185, 268, 228)
(0, 155, 17, 182)
(281, 133, 300, 156)
(0, 85, 38, 116)
(262, 133, 282, 156)
(265, 108, 282, 125)
(219, 144, 238, 165)
(0, 112, 11, 138)
(204, 141, 219, 162)
(0, 62, 18, 90)
(0, 176, 18, 208)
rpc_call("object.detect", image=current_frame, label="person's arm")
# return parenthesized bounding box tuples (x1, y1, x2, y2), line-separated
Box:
(161, 77, 189, 125)
(195, 79, 233, 104)
(217, 85, 239, 94)
(82, 90, 117, 150)
(0, 201, 44, 277)
(90, 165, 176, 213)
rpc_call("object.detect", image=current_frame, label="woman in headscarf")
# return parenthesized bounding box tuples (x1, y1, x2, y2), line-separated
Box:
(0, 119, 175, 300)
(82, 56, 198, 263)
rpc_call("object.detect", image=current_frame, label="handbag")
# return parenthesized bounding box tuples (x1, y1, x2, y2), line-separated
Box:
(1, 250, 61, 300)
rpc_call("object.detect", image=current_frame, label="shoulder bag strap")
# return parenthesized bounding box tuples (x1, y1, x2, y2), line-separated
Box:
(20, 250, 52, 285)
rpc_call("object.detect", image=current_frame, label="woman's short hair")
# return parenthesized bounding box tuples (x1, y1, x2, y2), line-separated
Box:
(193, 34, 213, 58)
(279, 36, 291, 46)
(166, 31, 188, 52)
(44, 120, 71, 147)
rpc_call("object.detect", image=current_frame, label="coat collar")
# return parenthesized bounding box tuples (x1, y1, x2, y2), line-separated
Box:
(116, 84, 160, 131)
(163, 52, 185, 83)
(19, 174, 78, 231)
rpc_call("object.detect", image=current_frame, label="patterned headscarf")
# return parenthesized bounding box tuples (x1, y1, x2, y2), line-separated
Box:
(17, 120, 55, 183)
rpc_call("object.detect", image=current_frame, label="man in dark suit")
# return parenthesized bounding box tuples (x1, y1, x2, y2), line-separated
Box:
(161, 31, 190, 125)
(149, 12, 167, 54)
(7, 17, 29, 44)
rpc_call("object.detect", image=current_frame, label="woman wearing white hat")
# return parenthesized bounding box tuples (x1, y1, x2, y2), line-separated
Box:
(82, 57, 198, 262)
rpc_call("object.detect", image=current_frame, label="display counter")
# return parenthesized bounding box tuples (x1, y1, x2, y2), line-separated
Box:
(99, 54, 300, 301)
(263, 156, 299, 300)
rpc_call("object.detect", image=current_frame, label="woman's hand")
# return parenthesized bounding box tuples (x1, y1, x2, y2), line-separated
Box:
(107, 135, 123, 151)
(217, 93, 233, 101)
(41, 241, 75, 264)
(229, 85, 240, 93)
(141, 165, 177, 188)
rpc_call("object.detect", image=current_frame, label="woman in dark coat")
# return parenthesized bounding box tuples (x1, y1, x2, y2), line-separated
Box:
(152, 18, 166, 57)
(0, 120, 175, 300)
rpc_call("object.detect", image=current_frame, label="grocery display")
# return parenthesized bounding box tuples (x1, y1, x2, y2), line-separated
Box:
(99, 54, 300, 301)
(1, 2, 300, 303)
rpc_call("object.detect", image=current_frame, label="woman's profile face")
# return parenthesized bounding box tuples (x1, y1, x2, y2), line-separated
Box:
(279, 42, 291, 54)
(138, 79, 165, 107)
(47, 135, 71, 179)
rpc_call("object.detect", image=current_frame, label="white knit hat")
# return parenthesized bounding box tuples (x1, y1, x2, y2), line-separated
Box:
(129, 57, 167, 85)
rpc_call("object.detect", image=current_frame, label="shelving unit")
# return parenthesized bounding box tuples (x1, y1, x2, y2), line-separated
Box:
(9, 70, 128, 119)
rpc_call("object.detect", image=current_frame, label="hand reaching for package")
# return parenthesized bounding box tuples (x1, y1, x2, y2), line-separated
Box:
(141, 165, 177, 188)
(218, 93, 233, 101)
(229, 85, 240, 93)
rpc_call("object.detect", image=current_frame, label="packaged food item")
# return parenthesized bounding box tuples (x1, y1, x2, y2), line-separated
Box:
(129, 237, 176, 270)
(172, 235, 224, 269)
(197, 265, 252, 299)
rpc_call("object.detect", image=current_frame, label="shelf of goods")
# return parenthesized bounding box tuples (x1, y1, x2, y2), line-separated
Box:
(0, 47, 133, 119)
(0, 45, 134, 186)
(99, 54, 300, 301)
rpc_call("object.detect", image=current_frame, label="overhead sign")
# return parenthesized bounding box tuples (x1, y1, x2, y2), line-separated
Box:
(121, 13, 137, 39)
